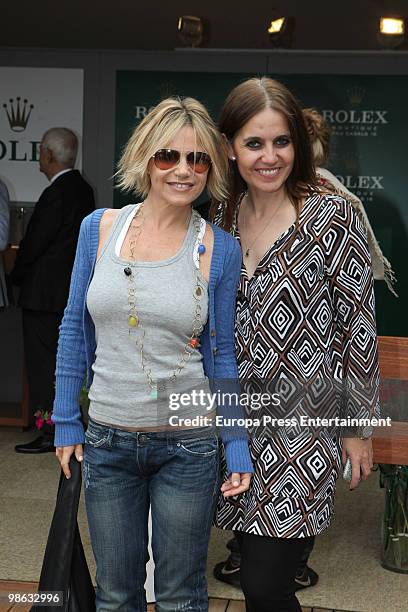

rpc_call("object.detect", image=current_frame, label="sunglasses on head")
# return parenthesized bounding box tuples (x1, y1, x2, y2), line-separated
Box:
(152, 149, 211, 173)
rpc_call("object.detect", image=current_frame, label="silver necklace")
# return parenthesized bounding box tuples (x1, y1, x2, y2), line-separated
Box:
(241, 194, 286, 258)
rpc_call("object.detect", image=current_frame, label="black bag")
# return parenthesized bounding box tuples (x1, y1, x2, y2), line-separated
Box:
(31, 457, 96, 611)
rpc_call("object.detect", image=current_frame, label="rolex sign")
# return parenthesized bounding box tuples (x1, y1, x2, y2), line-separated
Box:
(0, 67, 83, 202)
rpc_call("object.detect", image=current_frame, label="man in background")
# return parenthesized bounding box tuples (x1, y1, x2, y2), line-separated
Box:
(12, 128, 95, 453)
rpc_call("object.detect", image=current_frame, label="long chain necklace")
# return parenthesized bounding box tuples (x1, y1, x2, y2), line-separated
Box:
(123, 204, 205, 398)
(241, 193, 286, 258)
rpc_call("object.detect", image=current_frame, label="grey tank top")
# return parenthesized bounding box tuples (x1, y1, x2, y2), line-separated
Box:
(87, 204, 211, 429)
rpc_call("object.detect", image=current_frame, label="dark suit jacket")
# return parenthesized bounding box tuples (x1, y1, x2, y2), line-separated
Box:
(11, 170, 95, 312)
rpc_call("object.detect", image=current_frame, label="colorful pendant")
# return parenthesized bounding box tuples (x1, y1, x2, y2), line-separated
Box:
(195, 286, 202, 297)
(150, 386, 158, 400)
(189, 337, 200, 349)
(128, 315, 139, 327)
(198, 244, 206, 254)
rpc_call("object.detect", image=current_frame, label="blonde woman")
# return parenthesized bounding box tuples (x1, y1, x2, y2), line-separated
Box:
(52, 97, 253, 612)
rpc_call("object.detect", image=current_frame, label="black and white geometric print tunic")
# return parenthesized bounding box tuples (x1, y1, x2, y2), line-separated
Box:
(215, 190, 380, 538)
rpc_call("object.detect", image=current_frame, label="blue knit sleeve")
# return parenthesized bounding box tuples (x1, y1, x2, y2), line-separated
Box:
(52, 214, 93, 447)
(213, 231, 254, 474)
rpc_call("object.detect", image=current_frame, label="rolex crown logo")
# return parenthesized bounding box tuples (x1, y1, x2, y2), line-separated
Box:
(346, 86, 365, 107)
(3, 97, 34, 132)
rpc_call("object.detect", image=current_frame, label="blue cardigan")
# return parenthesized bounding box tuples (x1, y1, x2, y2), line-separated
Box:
(52, 208, 253, 474)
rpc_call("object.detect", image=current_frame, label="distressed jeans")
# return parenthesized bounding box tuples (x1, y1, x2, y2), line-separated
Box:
(83, 419, 220, 612)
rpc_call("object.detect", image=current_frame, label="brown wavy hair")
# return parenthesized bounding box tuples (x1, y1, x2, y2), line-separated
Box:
(302, 107, 331, 167)
(213, 77, 317, 231)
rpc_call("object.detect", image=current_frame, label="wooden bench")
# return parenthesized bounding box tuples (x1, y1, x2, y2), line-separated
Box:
(372, 336, 408, 465)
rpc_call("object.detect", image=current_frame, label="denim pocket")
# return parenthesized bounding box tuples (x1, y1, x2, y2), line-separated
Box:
(85, 422, 111, 448)
(179, 436, 218, 457)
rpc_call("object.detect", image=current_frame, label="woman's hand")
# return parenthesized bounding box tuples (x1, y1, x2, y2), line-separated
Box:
(55, 444, 84, 479)
(342, 437, 373, 490)
(221, 472, 252, 497)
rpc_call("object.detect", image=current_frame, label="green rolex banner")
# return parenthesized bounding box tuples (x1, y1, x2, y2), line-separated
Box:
(115, 71, 407, 337)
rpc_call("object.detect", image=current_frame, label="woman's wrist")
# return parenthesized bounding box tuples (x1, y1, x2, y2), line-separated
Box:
(224, 438, 254, 474)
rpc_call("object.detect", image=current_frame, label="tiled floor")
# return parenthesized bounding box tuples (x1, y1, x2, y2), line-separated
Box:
(0, 581, 358, 612)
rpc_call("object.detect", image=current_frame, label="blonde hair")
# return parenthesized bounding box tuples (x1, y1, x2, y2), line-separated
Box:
(116, 97, 230, 203)
(302, 108, 331, 167)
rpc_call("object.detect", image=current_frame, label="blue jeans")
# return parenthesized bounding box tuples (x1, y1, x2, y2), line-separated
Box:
(83, 419, 220, 612)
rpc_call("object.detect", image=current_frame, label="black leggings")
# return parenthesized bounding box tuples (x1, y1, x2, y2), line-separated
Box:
(235, 532, 315, 612)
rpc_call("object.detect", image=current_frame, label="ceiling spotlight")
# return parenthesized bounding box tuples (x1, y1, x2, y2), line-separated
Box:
(267, 17, 295, 48)
(380, 17, 404, 35)
(268, 18, 285, 34)
(378, 16, 405, 48)
(177, 16, 204, 47)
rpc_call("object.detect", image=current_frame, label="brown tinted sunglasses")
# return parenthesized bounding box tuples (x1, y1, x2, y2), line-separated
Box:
(152, 149, 212, 173)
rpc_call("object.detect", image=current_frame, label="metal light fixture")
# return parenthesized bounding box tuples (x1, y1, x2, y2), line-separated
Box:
(177, 16, 204, 47)
(378, 16, 405, 48)
(267, 17, 295, 48)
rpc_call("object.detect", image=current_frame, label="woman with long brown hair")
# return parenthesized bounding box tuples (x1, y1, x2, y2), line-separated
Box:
(214, 77, 380, 612)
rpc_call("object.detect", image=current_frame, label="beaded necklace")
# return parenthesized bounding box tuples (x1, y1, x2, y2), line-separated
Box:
(123, 203, 206, 398)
